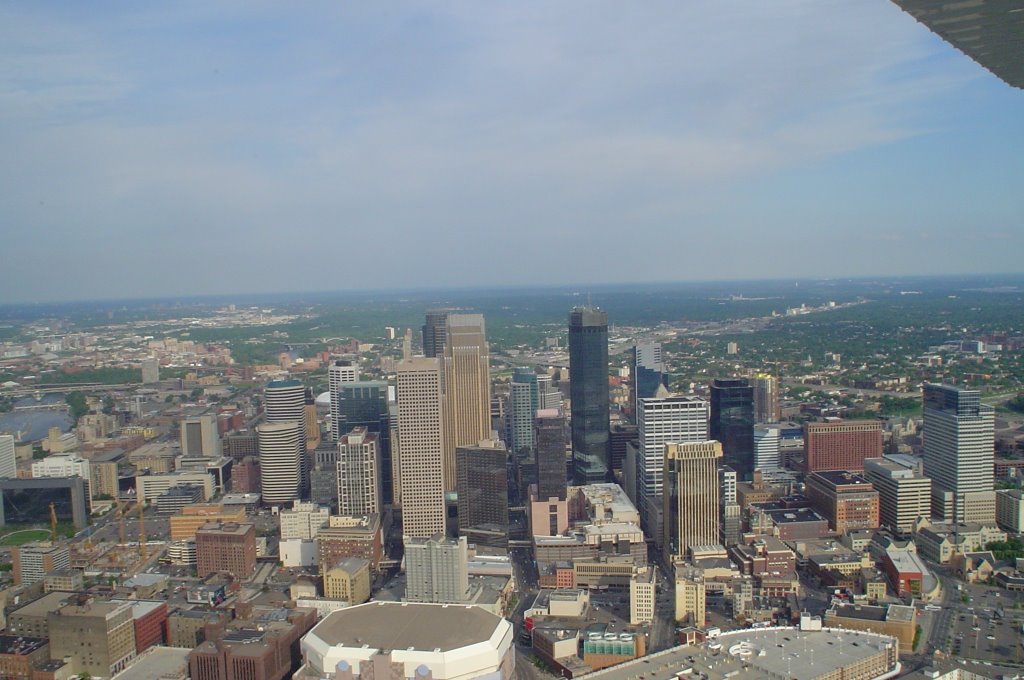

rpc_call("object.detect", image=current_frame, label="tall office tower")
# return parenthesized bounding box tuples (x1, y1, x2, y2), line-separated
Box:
(663, 441, 722, 562)
(803, 420, 883, 473)
(709, 378, 755, 481)
(304, 388, 321, 451)
(0, 434, 16, 479)
(536, 374, 562, 410)
(396, 358, 446, 538)
(180, 415, 222, 459)
(632, 342, 668, 417)
(922, 383, 996, 523)
(264, 379, 307, 494)
(336, 427, 380, 516)
(403, 328, 413, 361)
(336, 380, 392, 505)
(719, 466, 742, 546)
(422, 310, 451, 358)
(569, 306, 611, 484)
(637, 396, 709, 537)
(257, 421, 302, 504)
(752, 374, 781, 424)
(456, 439, 509, 544)
(535, 409, 568, 501)
(440, 313, 491, 493)
(864, 456, 932, 533)
(508, 367, 539, 457)
(310, 442, 339, 511)
(328, 361, 360, 440)
(753, 426, 781, 472)
(265, 379, 306, 424)
(141, 357, 160, 384)
(404, 534, 470, 603)
(609, 423, 639, 474)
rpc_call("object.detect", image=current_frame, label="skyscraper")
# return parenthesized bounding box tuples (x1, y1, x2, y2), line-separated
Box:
(752, 373, 781, 424)
(264, 379, 307, 495)
(632, 342, 668, 417)
(328, 360, 360, 440)
(0, 434, 17, 479)
(637, 396, 709, 537)
(336, 427, 380, 516)
(709, 378, 754, 481)
(569, 306, 610, 484)
(335, 380, 392, 505)
(421, 310, 451, 358)
(508, 367, 539, 457)
(440, 313, 491, 492)
(753, 426, 781, 473)
(535, 409, 568, 502)
(922, 383, 995, 524)
(257, 421, 303, 505)
(396, 357, 446, 538)
(456, 439, 509, 544)
(663, 441, 722, 562)
(180, 415, 222, 459)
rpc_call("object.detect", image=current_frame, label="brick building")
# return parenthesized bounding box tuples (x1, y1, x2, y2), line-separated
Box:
(804, 421, 883, 473)
(805, 471, 880, 534)
(195, 522, 257, 579)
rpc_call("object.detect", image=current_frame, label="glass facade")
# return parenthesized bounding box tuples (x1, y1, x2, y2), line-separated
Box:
(710, 378, 754, 481)
(337, 381, 392, 505)
(569, 307, 610, 484)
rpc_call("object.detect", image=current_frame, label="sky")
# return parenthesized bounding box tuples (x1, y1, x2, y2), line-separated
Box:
(1, 1, 1022, 303)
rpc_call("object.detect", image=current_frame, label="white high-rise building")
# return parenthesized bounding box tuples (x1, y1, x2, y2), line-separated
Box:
(0, 434, 16, 479)
(329, 361, 360, 440)
(337, 427, 380, 516)
(396, 358, 446, 538)
(922, 383, 995, 524)
(404, 534, 470, 603)
(637, 396, 708, 534)
(753, 426, 781, 472)
(264, 379, 307, 495)
(257, 421, 303, 505)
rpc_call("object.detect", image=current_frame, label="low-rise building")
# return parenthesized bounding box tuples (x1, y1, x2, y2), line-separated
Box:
(915, 524, 1006, 564)
(297, 602, 514, 680)
(824, 603, 916, 653)
(48, 598, 138, 677)
(0, 635, 49, 680)
(323, 557, 371, 605)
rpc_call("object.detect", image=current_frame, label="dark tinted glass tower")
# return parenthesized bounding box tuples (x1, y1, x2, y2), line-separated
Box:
(709, 378, 754, 481)
(456, 440, 509, 545)
(568, 307, 610, 484)
(337, 380, 393, 505)
(536, 410, 568, 501)
(421, 310, 450, 358)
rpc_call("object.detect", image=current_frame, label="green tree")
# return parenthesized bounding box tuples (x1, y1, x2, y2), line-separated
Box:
(65, 391, 89, 421)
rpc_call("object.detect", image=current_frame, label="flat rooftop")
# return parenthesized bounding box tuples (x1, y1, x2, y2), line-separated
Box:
(310, 601, 506, 652)
(578, 627, 897, 680)
(0, 634, 47, 655)
(110, 647, 191, 680)
(10, 591, 75, 618)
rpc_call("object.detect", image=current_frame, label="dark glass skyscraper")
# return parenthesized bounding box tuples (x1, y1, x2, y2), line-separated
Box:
(709, 378, 754, 481)
(568, 306, 610, 484)
(536, 410, 568, 501)
(337, 380, 393, 505)
(421, 310, 450, 358)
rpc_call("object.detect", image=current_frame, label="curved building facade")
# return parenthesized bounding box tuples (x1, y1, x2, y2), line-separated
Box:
(299, 601, 514, 680)
(258, 421, 302, 504)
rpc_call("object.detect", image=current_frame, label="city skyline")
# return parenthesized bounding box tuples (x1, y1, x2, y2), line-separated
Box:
(1, 2, 1022, 304)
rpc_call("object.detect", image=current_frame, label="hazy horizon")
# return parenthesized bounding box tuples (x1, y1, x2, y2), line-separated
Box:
(2, 2, 1022, 304)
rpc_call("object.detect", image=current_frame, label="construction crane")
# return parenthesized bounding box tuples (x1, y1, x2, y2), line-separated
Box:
(138, 501, 147, 559)
(49, 502, 57, 542)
